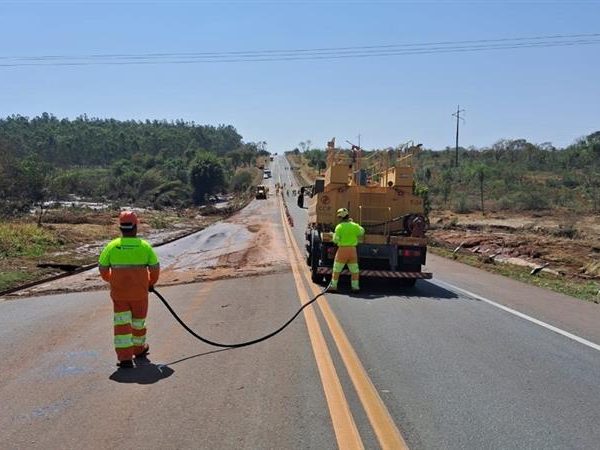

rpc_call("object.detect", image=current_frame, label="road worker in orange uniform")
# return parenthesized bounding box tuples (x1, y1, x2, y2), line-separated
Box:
(99, 211, 160, 369)
(330, 208, 365, 292)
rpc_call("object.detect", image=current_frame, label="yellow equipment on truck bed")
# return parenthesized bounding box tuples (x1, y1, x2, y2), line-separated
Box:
(305, 138, 432, 286)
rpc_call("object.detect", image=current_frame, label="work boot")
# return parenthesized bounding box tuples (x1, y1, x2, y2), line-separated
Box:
(134, 344, 150, 358)
(117, 359, 134, 369)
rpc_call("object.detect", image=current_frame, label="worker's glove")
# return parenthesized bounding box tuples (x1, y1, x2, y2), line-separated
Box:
(148, 285, 155, 293)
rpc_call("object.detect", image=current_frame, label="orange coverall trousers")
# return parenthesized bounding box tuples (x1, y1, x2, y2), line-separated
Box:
(113, 299, 148, 362)
(331, 246, 360, 290)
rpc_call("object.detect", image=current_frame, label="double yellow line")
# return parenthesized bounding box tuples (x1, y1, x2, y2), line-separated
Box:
(278, 197, 408, 450)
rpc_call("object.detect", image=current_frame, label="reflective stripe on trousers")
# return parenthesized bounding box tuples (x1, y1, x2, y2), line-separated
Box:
(113, 300, 148, 361)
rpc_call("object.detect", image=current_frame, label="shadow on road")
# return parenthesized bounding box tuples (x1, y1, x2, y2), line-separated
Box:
(166, 348, 232, 366)
(327, 279, 459, 301)
(109, 357, 174, 384)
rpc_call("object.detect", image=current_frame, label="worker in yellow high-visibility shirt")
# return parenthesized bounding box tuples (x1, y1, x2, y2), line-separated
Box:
(99, 211, 160, 369)
(330, 208, 365, 292)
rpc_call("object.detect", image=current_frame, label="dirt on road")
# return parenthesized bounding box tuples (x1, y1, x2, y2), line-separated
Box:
(157, 196, 288, 285)
(8, 196, 287, 298)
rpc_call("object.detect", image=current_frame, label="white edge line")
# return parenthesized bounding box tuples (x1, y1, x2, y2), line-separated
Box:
(433, 278, 600, 353)
(277, 153, 599, 353)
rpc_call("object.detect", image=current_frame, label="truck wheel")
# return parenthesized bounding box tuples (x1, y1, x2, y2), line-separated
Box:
(305, 231, 312, 266)
(311, 267, 321, 283)
(310, 232, 322, 283)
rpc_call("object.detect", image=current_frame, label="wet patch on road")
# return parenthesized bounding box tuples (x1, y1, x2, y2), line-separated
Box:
(10, 196, 290, 297)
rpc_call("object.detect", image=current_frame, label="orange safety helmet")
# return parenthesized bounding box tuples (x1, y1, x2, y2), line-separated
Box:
(119, 210, 138, 230)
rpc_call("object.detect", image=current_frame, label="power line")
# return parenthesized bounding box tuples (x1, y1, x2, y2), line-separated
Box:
(0, 33, 598, 67)
(2, 32, 598, 61)
(3, 39, 599, 66)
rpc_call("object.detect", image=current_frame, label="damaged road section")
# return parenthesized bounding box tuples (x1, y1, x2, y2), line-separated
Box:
(8, 197, 288, 298)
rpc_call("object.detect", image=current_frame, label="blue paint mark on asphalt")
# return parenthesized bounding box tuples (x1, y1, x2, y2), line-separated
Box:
(66, 350, 98, 358)
(56, 366, 87, 376)
(30, 398, 72, 419)
(51, 350, 100, 379)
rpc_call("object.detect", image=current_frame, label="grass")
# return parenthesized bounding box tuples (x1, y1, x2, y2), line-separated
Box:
(147, 214, 171, 229)
(0, 203, 250, 294)
(0, 223, 60, 258)
(430, 244, 600, 303)
(0, 270, 34, 292)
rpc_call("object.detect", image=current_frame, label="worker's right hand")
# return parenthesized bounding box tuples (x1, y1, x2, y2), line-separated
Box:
(148, 285, 155, 293)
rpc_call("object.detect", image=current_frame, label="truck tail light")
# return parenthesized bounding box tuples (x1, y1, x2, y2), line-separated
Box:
(402, 249, 421, 257)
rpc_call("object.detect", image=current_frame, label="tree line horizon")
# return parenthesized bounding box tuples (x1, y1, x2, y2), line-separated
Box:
(1, 113, 598, 217)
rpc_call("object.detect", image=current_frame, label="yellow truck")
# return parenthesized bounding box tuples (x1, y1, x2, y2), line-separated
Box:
(305, 139, 432, 286)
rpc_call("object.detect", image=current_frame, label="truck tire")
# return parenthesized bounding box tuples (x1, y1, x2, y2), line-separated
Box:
(305, 231, 312, 266)
(310, 232, 322, 283)
(304, 230, 311, 266)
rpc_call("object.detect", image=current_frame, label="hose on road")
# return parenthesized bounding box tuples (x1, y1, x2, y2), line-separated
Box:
(151, 285, 329, 348)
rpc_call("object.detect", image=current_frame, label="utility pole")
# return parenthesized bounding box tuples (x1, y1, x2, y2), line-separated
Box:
(356, 134, 361, 180)
(452, 105, 465, 167)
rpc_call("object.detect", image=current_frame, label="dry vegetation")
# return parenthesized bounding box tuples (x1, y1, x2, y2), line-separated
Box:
(429, 210, 600, 273)
(0, 206, 237, 293)
(286, 153, 318, 187)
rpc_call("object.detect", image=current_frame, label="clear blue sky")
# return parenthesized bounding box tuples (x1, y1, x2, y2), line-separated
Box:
(0, 1, 598, 151)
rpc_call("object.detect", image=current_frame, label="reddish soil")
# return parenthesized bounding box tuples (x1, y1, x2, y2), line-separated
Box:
(430, 211, 600, 278)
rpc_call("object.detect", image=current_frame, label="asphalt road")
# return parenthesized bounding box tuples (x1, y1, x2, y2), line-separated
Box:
(276, 155, 600, 449)
(1, 156, 600, 449)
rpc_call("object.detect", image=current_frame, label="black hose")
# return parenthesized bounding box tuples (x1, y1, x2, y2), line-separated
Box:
(151, 285, 329, 348)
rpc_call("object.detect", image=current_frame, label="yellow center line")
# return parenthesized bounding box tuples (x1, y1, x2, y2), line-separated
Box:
(278, 196, 364, 450)
(281, 198, 409, 450)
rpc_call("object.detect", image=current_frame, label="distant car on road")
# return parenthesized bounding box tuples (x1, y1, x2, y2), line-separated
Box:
(255, 185, 267, 200)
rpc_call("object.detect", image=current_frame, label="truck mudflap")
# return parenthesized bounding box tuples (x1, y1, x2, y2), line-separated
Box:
(316, 267, 432, 279)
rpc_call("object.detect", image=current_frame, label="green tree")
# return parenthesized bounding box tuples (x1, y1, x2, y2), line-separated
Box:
(230, 169, 254, 192)
(414, 184, 431, 219)
(189, 153, 226, 204)
(469, 163, 488, 215)
(19, 155, 53, 225)
(228, 151, 243, 169)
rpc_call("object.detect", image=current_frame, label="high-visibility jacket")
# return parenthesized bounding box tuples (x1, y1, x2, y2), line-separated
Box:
(99, 237, 160, 302)
(333, 220, 365, 247)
